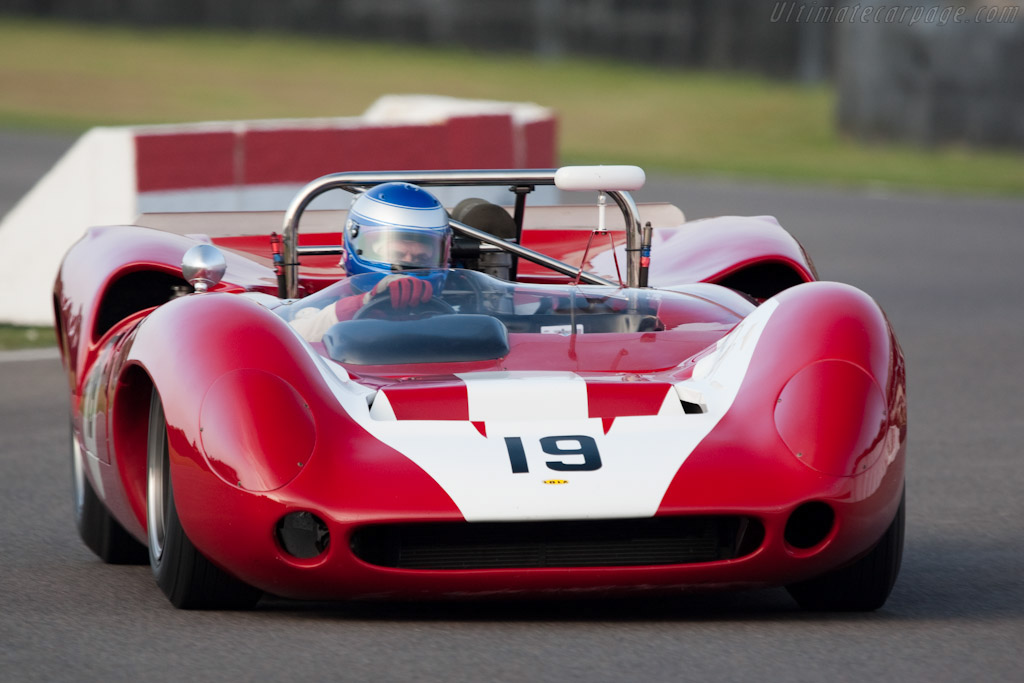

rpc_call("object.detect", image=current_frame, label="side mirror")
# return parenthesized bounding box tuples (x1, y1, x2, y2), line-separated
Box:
(181, 244, 227, 293)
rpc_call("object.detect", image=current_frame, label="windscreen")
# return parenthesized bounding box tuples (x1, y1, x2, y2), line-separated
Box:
(279, 269, 743, 365)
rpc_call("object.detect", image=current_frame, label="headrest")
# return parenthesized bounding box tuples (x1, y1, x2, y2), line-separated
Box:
(451, 198, 517, 240)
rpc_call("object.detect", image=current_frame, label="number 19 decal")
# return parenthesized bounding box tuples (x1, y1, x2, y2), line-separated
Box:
(503, 435, 602, 473)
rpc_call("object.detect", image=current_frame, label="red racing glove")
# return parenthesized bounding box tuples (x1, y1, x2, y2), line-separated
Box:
(362, 274, 434, 309)
(332, 274, 435, 321)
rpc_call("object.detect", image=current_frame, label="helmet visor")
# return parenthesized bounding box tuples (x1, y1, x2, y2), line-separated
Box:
(351, 225, 447, 269)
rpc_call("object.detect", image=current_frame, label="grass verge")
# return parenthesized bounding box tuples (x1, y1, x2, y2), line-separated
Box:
(0, 17, 1021, 195)
(0, 325, 56, 351)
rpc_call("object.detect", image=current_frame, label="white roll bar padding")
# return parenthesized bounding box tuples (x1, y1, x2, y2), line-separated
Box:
(553, 166, 646, 192)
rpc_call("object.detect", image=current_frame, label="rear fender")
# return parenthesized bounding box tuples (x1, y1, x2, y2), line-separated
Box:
(54, 225, 275, 390)
(646, 216, 817, 298)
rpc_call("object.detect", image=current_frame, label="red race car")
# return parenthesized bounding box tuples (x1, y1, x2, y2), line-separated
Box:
(55, 167, 905, 610)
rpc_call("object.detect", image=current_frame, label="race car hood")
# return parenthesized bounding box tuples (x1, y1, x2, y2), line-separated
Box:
(306, 300, 778, 522)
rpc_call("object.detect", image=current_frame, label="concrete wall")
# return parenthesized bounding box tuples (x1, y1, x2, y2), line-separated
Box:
(0, 95, 558, 325)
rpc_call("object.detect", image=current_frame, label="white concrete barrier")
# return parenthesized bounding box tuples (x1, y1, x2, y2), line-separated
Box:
(0, 95, 557, 325)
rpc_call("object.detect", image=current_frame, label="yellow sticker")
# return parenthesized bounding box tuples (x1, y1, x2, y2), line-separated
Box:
(543, 479, 569, 485)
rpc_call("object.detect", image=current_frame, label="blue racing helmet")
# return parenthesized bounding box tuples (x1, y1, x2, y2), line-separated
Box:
(343, 182, 451, 277)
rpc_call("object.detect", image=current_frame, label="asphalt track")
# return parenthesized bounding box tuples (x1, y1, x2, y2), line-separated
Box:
(2, 130, 1022, 682)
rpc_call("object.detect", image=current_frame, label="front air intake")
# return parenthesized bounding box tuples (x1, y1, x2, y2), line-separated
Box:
(784, 502, 835, 550)
(351, 516, 763, 570)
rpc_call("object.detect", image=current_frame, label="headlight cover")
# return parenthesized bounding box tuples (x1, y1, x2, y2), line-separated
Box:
(200, 369, 316, 491)
(774, 360, 887, 477)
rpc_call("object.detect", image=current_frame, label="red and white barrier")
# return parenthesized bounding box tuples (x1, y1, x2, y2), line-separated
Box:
(0, 96, 557, 325)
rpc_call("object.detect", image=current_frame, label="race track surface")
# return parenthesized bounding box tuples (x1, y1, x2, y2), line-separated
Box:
(2, 131, 1022, 682)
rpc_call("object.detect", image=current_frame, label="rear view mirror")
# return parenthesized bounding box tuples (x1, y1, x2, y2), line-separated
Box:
(181, 244, 226, 293)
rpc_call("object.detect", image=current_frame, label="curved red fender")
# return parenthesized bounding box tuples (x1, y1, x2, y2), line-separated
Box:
(119, 292, 462, 584)
(658, 282, 905, 582)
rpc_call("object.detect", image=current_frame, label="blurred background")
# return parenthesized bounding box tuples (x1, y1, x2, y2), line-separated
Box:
(2, 8, 1024, 679)
(0, 0, 1021, 192)
(0, 0, 1022, 343)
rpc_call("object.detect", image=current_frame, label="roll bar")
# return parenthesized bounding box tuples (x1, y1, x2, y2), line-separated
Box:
(278, 169, 644, 299)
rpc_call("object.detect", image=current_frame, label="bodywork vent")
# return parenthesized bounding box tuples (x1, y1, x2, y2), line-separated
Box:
(351, 516, 763, 570)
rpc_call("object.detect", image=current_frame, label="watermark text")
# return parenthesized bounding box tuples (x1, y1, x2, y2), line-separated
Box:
(770, 3, 1020, 26)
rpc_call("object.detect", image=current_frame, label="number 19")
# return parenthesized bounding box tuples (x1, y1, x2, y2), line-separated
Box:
(503, 435, 602, 473)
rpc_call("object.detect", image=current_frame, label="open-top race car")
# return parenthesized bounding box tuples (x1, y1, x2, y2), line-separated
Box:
(55, 166, 905, 611)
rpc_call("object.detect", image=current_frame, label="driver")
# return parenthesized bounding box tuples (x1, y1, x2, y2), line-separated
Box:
(290, 182, 452, 341)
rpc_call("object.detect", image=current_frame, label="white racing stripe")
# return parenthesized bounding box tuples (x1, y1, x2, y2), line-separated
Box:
(458, 371, 589, 421)
(322, 300, 780, 522)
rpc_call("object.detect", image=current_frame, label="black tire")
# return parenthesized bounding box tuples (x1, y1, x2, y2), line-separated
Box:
(146, 391, 261, 610)
(71, 421, 148, 564)
(786, 489, 905, 611)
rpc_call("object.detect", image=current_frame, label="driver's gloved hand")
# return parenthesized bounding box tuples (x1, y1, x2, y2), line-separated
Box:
(362, 274, 434, 309)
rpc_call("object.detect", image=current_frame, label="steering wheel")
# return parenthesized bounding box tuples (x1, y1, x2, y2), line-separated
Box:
(353, 295, 456, 320)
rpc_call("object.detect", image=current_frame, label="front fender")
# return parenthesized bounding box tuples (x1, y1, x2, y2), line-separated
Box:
(118, 292, 468, 586)
(123, 290, 339, 480)
(659, 281, 906, 571)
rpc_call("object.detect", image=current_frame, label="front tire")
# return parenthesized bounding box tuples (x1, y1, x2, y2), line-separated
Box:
(146, 390, 261, 609)
(786, 489, 905, 611)
(71, 421, 147, 564)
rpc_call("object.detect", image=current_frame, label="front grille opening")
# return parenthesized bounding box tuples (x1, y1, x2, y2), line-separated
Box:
(351, 516, 763, 570)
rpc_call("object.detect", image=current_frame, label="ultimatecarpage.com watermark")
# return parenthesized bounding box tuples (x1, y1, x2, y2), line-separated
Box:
(770, 3, 1020, 25)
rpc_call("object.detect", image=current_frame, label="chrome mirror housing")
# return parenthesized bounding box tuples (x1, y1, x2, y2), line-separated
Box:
(181, 244, 227, 293)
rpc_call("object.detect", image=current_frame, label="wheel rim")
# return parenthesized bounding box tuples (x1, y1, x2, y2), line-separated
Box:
(146, 402, 169, 563)
(71, 428, 85, 518)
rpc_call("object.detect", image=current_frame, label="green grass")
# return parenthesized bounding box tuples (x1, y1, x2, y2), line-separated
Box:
(1, 17, 1022, 196)
(0, 325, 56, 351)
